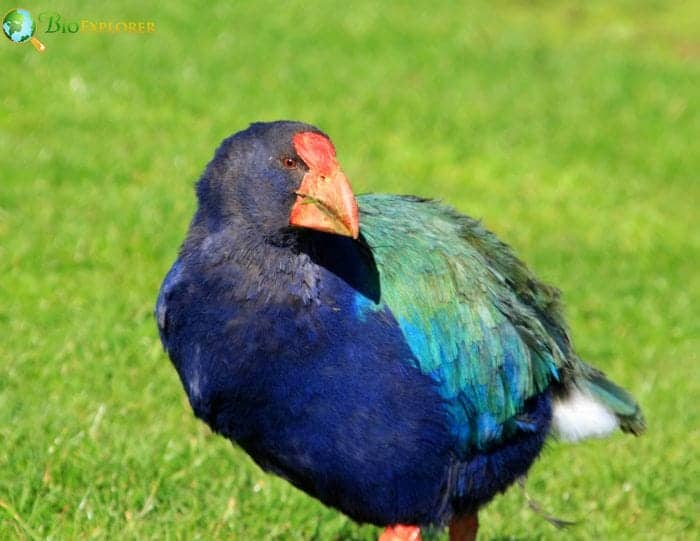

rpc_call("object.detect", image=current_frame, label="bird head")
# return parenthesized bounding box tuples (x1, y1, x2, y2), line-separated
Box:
(196, 121, 359, 239)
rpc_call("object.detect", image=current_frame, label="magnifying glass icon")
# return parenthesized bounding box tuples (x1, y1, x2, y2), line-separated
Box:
(3, 8, 46, 52)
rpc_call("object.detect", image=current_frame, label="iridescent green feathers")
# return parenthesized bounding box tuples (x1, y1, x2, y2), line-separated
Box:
(356, 194, 644, 452)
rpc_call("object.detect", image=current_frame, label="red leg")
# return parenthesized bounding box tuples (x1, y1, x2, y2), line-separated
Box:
(378, 524, 422, 541)
(449, 513, 478, 541)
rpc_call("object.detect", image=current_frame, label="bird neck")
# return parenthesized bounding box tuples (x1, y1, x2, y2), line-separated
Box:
(184, 209, 380, 305)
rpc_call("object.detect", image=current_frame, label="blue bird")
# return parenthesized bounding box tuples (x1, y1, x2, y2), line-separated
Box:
(156, 121, 644, 540)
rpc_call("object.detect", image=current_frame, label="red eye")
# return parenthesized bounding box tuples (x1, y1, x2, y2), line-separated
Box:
(282, 157, 298, 169)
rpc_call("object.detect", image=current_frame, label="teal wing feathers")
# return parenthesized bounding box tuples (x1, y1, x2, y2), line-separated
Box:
(357, 194, 573, 452)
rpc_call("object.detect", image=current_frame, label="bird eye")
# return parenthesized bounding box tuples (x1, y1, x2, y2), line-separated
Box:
(282, 157, 298, 169)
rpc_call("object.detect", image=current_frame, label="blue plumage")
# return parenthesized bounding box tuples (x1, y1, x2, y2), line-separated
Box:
(158, 229, 549, 525)
(156, 121, 644, 536)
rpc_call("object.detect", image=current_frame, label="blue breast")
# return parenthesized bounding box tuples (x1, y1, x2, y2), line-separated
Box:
(159, 234, 551, 525)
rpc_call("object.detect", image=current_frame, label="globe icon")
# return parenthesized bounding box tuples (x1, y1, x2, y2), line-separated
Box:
(2, 8, 46, 52)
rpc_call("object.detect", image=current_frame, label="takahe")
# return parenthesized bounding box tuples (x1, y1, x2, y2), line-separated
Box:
(156, 121, 644, 540)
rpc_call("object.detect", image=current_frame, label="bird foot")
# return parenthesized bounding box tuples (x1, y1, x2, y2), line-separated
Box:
(378, 524, 422, 541)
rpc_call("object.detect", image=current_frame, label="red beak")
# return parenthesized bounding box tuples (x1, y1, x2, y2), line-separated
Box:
(289, 132, 360, 239)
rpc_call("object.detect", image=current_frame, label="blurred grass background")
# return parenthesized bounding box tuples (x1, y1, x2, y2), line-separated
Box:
(1, 1, 698, 539)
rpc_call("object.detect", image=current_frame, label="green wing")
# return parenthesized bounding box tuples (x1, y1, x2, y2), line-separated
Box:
(357, 194, 578, 451)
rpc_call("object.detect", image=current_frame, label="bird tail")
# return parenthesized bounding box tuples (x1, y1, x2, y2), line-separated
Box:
(580, 370, 646, 436)
(551, 363, 645, 442)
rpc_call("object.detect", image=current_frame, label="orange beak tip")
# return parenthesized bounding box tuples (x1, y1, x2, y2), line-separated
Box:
(289, 172, 360, 239)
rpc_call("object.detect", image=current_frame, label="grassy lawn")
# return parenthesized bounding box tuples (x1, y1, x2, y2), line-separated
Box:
(1, 1, 698, 539)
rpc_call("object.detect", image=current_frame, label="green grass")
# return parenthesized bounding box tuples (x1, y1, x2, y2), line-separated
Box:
(1, 1, 698, 539)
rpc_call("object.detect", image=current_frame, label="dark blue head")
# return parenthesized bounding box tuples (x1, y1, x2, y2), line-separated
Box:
(194, 121, 359, 238)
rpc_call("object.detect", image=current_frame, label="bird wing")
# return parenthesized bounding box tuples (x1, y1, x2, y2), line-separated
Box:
(357, 194, 570, 452)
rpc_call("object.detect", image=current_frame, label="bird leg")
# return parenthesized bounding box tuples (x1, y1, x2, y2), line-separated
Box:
(449, 513, 478, 541)
(378, 524, 422, 541)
